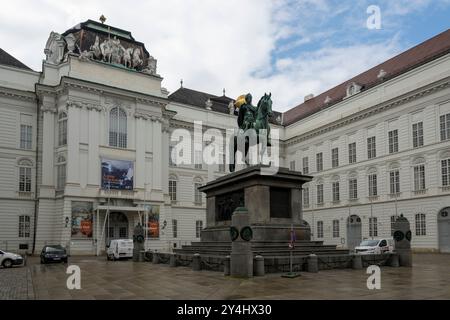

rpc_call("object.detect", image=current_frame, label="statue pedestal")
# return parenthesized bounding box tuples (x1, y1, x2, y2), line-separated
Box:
(230, 207, 253, 278)
(199, 165, 313, 242)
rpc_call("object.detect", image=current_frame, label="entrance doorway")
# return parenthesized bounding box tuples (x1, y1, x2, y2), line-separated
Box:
(347, 215, 362, 251)
(438, 208, 450, 253)
(106, 212, 129, 245)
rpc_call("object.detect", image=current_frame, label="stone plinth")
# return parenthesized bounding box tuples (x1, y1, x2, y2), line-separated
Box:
(230, 207, 253, 278)
(198, 165, 313, 243)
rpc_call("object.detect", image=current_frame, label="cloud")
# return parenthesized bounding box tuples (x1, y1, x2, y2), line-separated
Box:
(0, 0, 444, 111)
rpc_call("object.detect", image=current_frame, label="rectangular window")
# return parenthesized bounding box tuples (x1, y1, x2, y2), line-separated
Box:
(302, 157, 309, 174)
(415, 214, 426, 236)
(333, 220, 339, 238)
(303, 187, 309, 207)
(368, 174, 378, 197)
(316, 153, 323, 172)
(388, 130, 399, 154)
(317, 221, 324, 238)
(331, 148, 339, 168)
(440, 114, 450, 141)
(348, 142, 356, 164)
(316, 184, 324, 205)
(169, 146, 176, 167)
(19, 167, 32, 192)
(194, 151, 202, 169)
(194, 183, 202, 205)
(332, 182, 340, 202)
(18, 215, 30, 238)
(367, 136, 376, 159)
(172, 219, 178, 238)
(349, 178, 358, 200)
(290, 160, 296, 171)
(369, 217, 378, 237)
(390, 170, 400, 194)
(442, 159, 450, 187)
(57, 164, 66, 190)
(20, 125, 32, 150)
(58, 117, 67, 146)
(196, 220, 203, 238)
(169, 180, 177, 202)
(412, 122, 424, 148)
(414, 165, 426, 191)
(219, 154, 226, 173)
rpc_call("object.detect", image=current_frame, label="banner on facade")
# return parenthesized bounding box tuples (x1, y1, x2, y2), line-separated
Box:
(101, 159, 134, 190)
(71, 202, 94, 239)
(143, 204, 160, 239)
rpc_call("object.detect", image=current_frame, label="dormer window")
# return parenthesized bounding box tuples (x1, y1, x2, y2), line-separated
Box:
(345, 82, 362, 98)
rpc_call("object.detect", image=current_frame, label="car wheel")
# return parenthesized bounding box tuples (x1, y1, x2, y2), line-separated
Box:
(2, 259, 13, 268)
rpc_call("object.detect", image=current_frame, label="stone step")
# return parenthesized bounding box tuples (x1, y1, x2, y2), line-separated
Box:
(174, 247, 348, 256)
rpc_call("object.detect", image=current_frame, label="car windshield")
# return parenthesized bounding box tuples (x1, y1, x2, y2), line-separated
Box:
(46, 246, 65, 253)
(360, 240, 379, 246)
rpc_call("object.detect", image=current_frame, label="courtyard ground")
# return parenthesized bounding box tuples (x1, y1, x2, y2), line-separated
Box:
(1, 253, 449, 300)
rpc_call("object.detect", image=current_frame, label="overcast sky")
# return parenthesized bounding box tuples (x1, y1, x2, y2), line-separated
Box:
(1, 0, 449, 111)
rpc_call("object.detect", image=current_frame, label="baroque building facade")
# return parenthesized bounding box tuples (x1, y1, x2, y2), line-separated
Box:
(0, 20, 449, 254)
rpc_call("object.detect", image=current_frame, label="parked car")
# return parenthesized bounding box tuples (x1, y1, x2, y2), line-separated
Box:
(0, 249, 24, 268)
(106, 239, 134, 261)
(355, 238, 394, 254)
(40, 245, 68, 264)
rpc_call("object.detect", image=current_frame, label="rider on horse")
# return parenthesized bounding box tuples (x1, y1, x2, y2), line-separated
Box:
(235, 93, 257, 131)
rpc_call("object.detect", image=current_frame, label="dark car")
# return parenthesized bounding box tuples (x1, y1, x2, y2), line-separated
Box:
(40, 245, 68, 264)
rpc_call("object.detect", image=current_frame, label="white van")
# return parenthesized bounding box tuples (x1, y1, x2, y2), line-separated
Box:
(106, 239, 134, 260)
(355, 238, 394, 254)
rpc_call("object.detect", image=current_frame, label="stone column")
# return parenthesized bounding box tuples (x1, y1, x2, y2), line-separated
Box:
(230, 207, 253, 278)
(41, 107, 55, 188)
(152, 118, 162, 191)
(135, 116, 146, 190)
(87, 106, 100, 187)
(67, 103, 81, 185)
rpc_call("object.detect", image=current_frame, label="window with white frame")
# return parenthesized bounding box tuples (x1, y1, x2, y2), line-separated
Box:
(415, 213, 426, 236)
(316, 153, 323, 172)
(20, 124, 32, 150)
(18, 160, 32, 192)
(332, 181, 340, 202)
(333, 220, 339, 238)
(369, 217, 378, 237)
(316, 184, 324, 205)
(19, 215, 31, 238)
(348, 142, 356, 164)
(302, 157, 309, 174)
(58, 112, 67, 146)
(56, 156, 66, 191)
(303, 187, 309, 207)
(367, 136, 376, 159)
(332, 148, 339, 168)
(172, 219, 178, 238)
(388, 130, 399, 154)
(317, 221, 324, 238)
(441, 159, 450, 187)
(194, 182, 203, 205)
(169, 178, 177, 202)
(196, 220, 203, 238)
(290, 160, 296, 171)
(412, 122, 424, 148)
(194, 150, 203, 169)
(349, 178, 358, 199)
(109, 107, 127, 148)
(368, 174, 378, 197)
(440, 113, 450, 141)
(390, 170, 400, 194)
(414, 164, 426, 191)
(169, 146, 177, 167)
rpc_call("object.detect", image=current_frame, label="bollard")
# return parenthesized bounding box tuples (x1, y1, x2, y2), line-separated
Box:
(254, 255, 265, 276)
(192, 253, 201, 271)
(139, 250, 145, 262)
(223, 256, 230, 276)
(152, 252, 159, 264)
(307, 254, 318, 273)
(388, 253, 400, 267)
(352, 254, 363, 269)
(169, 253, 177, 267)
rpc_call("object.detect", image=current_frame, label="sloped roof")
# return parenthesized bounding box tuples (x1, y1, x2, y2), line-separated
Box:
(0, 48, 32, 71)
(283, 28, 450, 126)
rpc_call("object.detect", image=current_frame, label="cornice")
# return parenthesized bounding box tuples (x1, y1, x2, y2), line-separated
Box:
(285, 78, 450, 146)
(0, 86, 36, 102)
(66, 101, 102, 112)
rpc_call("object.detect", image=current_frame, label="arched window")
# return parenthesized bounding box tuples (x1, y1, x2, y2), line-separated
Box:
(18, 159, 32, 192)
(169, 175, 178, 203)
(58, 112, 67, 146)
(109, 107, 127, 148)
(56, 155, 66, 191)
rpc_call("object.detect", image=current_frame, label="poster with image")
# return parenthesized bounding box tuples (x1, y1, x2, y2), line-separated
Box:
(143, 204, 160, 239)
(101, 158, 134, 190)
(71, 201, 94, 239)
